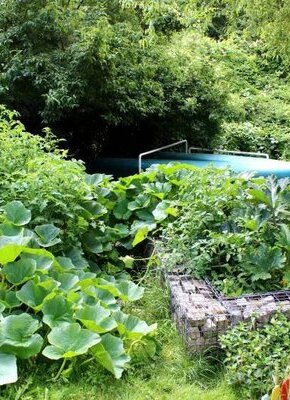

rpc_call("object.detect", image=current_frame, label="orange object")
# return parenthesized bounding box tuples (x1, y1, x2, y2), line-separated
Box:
(280, 377, 290, 400)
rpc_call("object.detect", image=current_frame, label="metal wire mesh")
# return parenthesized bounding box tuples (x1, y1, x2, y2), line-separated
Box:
(166, 272, 290, 352)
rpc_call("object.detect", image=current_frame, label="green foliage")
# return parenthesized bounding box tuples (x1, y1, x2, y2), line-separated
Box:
(224, 0, 290, 65)
(0, 275, 237, 400)
(220, 313, 290, 399)
(0, 198, 159, 383)
(0, 110, 200, 384)
(160, 168, 290, 295)
(0, 107, 184, 269)
(0, 353, 17, 386)
(0, 1, 290, 157)
(0, 107, 218, 386)
(0, 1, 226, 154)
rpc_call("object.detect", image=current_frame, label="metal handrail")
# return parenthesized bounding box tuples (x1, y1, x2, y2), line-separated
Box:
(138, 140, 188, 173)
(189, 146, 269, 159)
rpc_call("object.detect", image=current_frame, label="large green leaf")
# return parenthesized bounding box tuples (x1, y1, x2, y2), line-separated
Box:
(34, 224, 61, 247)
(82, 230, 104, 254)
(128, 194, 151, 211)
(0, 289, 21, 309)
(0, 223, 23, 237)
(275, 224, 290, 249)
(52, 272, 79, 291)
(114, 312, 157, 340)
(3, 258, 36, 285)
(0, 235, 31, 264)
(84, 287, 119, 311)
(244, 244, 286, 281)
(131, 221, 156, 247)
(0, 314, 43, 359)
(21, 248, 55, 270)
(42, 323, 101, 360)
(115, 281, 144, 301)
(113, 199, 132, 220)
(248, 189, 271, 206)
(132, 226, 149, 247)
(67, 248, 89, 270)
(152, 201, 177, 222)
(42, 295, 74, 328)
(56, 256, 76, 271)
(92, 334, 130, 379)
(3, 201, 31, 226)
(16, 280, 58, 311)
(96, 279, 144, 302)
(0, 353, 17, 385)
(75, 304, 117, 333)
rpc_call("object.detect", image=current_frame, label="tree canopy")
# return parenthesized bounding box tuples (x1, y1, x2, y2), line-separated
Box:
(0, 0, 289, 160)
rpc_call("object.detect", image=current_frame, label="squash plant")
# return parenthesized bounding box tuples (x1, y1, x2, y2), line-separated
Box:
(0, 200, 156, 385)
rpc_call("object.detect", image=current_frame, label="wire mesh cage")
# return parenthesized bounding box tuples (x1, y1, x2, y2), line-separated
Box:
(165, 272, 290, 352)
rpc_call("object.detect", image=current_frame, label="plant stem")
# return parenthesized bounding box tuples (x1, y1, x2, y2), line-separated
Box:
(79, 356, 95, 368)
(53, 359, 67, 381)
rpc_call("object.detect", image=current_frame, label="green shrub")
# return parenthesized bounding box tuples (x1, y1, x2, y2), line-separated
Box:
(214, 121, 290, 160)
(0, 107, 183, 267)
(220, 313, 290, 399)
(160, 169, 290, 295)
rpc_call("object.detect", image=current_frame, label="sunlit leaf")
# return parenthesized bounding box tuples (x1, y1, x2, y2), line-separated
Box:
(114, 311, 157, 340)
(0, 353, 17, 385)
(34, 224, 61, 247)
(3, 258, 36, 285)
(75, 304, 117, 333)
(42, 323, 101, 360)
(42, 295, 74, 328)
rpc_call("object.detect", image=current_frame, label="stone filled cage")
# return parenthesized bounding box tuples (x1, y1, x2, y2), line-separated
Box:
(166, 272, 290, 352)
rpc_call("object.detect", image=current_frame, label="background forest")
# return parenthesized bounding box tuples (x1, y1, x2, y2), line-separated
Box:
(1, 0, 290, 162)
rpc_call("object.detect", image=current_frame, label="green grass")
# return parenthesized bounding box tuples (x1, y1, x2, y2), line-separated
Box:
(0, 275, 237, 400)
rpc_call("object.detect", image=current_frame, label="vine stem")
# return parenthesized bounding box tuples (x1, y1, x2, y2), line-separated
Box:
(53, 359, 67, 381)
(79, 356, 95, 368)
(137, 245, 157, 286)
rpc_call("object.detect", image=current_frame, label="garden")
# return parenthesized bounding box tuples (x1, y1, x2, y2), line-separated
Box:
(1, 1, 290, 399)
(0, 106, 289, 400)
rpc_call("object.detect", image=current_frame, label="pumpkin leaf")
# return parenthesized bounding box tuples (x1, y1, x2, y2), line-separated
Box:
(92, 334, 130, 379)
(75, 304, 117, 333)
(3, 258, 36, 285)
(42, 295, 74, 328)
(42, 323, 101, 360)
(16, 280, 58, 311)
(34, 224, 61, 247)
(0, 353, 18, 385)
(0, 314, 43, 359)
(114, 311, 157, 340)
(3, 201, 31, 226)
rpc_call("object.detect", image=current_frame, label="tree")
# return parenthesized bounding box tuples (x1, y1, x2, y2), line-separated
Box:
(0, 0, 226, 159)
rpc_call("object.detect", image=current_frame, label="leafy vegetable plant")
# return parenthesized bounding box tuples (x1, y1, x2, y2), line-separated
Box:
(0, 200, 156, 384)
